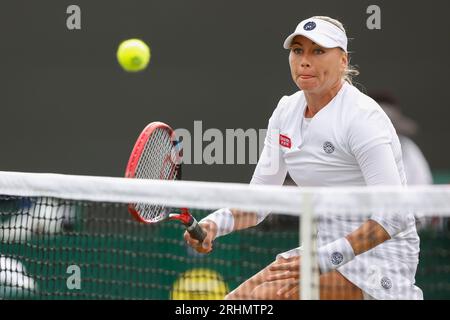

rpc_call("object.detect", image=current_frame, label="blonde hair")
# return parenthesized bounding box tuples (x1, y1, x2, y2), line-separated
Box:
(312, 16, 360, 85)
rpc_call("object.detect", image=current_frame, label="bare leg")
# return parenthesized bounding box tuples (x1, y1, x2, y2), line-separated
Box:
(225, 259, 283, 300)
(251, 278, 299, 300)
(226, 258, 363, 300)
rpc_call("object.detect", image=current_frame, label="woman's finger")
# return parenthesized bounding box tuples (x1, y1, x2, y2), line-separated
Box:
(276, 280, 299, 298)
(269, 260, 298, 272)
(183, 229, 213, 254)
(267, 271, 299, 282)
(283, 283, 300, 299)
(183, 231, 200, 246)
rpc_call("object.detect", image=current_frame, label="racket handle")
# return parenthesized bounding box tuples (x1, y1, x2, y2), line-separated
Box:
(186, 216, 207, 242)
(169, 208, 207, 242)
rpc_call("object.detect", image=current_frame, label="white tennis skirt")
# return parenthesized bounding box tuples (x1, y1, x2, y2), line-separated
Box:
(276, 247, 423, 300)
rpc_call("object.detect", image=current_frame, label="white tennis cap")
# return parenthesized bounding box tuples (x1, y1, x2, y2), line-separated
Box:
(283, 17, 348, 52)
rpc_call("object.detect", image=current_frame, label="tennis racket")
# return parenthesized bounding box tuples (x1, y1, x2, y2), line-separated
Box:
(125, 121, 206, 242)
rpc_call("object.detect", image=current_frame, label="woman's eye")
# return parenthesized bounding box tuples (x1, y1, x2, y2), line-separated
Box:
(293, 48, 302, 54)
(314, 48, 324, 54)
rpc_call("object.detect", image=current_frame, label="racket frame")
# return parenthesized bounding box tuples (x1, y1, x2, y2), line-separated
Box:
(125, 121, 180, 224)
(125, 121, 206, 242)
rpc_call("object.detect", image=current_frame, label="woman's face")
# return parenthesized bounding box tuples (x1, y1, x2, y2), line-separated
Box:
(289, 35, 347, 94)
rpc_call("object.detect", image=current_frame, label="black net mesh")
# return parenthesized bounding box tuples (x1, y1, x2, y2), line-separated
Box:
(0, 196, 298, 299)
(0, 195, 449, 299)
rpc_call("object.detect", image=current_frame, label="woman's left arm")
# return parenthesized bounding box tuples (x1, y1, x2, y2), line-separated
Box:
(270, 143, 400, 284)
(318, 141, 406, 273)
(345, 141, 402, 255)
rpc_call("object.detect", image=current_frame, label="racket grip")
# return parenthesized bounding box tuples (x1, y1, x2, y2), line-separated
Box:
(186, 217, 206, 242)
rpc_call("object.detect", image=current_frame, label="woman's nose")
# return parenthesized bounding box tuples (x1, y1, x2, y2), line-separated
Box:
(300, 59, 311, 68)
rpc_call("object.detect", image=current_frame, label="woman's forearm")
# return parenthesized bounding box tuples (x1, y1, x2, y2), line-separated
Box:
(230, 209, 259, 231)
(317, 218, 391, 274)
(345, 219, 391, 256)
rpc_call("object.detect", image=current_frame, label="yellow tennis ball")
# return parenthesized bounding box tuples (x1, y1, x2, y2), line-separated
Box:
(116, 39, 150, 72)
(170, 268, 229, 300)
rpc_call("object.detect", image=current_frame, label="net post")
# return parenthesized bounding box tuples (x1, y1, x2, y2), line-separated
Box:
(300, 191, 319, 300)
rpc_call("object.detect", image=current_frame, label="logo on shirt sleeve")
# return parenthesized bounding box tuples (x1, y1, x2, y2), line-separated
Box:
(380, 277, 392, 290)
(330, 252, 344, 265)
(279, 134, 291, 148)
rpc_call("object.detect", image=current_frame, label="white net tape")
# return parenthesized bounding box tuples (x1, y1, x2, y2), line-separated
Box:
(0, 171, 449, 216)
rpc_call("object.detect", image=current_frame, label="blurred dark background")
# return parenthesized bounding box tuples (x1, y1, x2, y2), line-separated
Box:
(0, 0, 449, 182)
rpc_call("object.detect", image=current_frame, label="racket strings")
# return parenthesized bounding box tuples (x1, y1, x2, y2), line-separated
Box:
(134, 128, 177, 222)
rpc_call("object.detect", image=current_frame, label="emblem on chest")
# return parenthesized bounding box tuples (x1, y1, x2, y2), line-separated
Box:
(279, 134, 291, 148)
(323, 141, 335, 154)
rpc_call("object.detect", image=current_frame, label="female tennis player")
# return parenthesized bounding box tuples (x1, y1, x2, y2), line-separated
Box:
(184, 16, 422, 300)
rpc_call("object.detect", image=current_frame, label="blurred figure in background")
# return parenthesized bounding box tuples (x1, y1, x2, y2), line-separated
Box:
(0, 196, 77, 298)
(369, 91, 432, 185)
(369, 91, 443, 231)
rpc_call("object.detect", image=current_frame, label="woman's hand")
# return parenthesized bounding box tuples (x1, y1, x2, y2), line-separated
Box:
(183, 220, 217, 254)
(268, 256, 301, 298)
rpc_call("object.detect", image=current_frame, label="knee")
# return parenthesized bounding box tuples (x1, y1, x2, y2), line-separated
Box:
(224, 289, 249, 300)
(249, 286, 265, 300)
(250, 283, 279, 300)
(224, 291, 235, 300)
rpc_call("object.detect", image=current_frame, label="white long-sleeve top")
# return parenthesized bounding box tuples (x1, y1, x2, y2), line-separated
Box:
(250, 82, 419, 268)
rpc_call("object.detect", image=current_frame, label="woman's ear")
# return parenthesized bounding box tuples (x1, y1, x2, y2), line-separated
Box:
(341, 52, 349, 73)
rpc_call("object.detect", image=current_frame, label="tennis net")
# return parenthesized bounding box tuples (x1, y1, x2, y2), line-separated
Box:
(0, 171, 449, 299)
